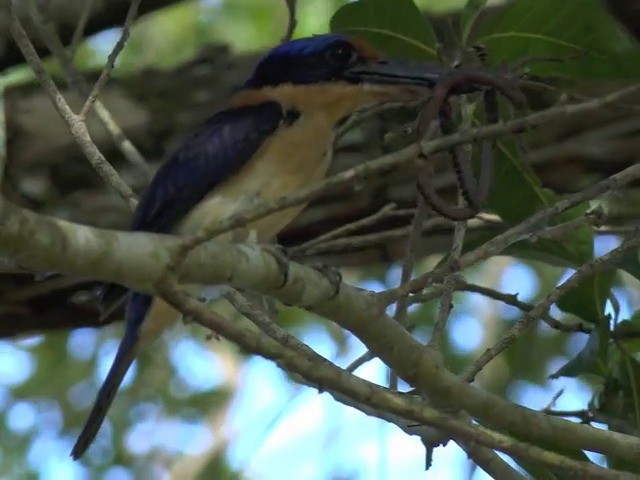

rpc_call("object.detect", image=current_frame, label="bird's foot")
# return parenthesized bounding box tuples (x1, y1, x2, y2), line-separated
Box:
(262, 244, 290, 289)
(309, 263, 342, 299)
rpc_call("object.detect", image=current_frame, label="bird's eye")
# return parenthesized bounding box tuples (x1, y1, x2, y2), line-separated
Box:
(325, 44, 359, 67)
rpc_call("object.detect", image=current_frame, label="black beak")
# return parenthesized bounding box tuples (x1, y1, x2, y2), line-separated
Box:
(344, 59, 482, 94)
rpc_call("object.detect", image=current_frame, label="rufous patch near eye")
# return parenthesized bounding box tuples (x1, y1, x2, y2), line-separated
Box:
(347, 37, 382, 62)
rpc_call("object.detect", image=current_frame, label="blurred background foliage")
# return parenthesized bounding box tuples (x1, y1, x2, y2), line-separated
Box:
(2, 0, 640, 478)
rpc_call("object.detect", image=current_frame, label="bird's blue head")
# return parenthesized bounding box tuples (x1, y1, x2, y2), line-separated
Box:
(243, 34, 443, 90)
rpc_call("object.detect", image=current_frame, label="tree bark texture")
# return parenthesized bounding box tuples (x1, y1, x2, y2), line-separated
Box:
(2, 41, 640, 336)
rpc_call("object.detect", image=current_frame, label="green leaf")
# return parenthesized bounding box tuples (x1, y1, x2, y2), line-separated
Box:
(486, 138, 608, 321)
(460, 0, 489, 46)
(472, 0, 640, 80)
(463, 227, 591, 270)
(550, 328, 609, 379)
(465, 140, 594, 266)
(485, 140, 549, 224)
(557, 270, 614, 324)
(487, 141, 589, 247)
(330, 0, 438, 60)
(482, 138, 615, 321)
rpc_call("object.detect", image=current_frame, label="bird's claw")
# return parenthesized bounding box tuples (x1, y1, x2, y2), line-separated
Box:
(310, 263, 342, 299)
(262, 244, 290, 289)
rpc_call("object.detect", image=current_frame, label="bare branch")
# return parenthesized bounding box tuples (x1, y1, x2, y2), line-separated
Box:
(382, 153, 640, 302)
(165, 81, 640, 278)
(296, 214, 461, 257)
(427, 98, 473, 352)
(9, 13, 640, 472)
(346, 350, 377, 373)
(2, 0, 180, 71)
(291, 203, 402, 255)
(165, 285, 628, 480)
(463, 230, 640, 382)
(281, 0, 298, 43)
(389, 196, 431, 389)
(69, 0, 95, 58)
(79, 0, 141, 119)
(0, 84, 6, 187)
(8, 7, 137, 208)
(334, 99, 424, 145)
(455, 282, 592, 334)
(2, 201, 640, 466)
(27, 0, 149, 175)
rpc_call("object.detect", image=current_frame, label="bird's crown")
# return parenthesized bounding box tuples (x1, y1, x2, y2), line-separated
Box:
(243, 34, 380, 89)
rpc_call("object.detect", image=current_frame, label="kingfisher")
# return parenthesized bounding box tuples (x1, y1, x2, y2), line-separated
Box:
(70, 33, 448, 459)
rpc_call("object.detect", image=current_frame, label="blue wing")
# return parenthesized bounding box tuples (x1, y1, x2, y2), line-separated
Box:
(72, 101, 285, 460)
(97, 101, 285, 310)
(131, 101, 285, 233)
(124, 100, 286, 326)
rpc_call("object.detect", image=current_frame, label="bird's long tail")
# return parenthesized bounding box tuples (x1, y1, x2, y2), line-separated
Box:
(71, 286, 218, 459)
(70, 331, 137, 459)
(70, 292, 152, 460)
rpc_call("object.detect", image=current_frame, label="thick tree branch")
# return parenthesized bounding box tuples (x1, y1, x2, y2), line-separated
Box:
(1, 200, 640, 467)
(165, 285, 627, 479)
(5, 57, 640, 269)
(6, 7, 640, 471)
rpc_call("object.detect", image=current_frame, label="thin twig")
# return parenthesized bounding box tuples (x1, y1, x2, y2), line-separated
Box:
(543, 389, 565, 411)
(427, 98, 473, 351)
(5, 198, 640, 467)
(395, 198, 430, 327)
(79, 0, 141, 119)
(346, 350, 377, 373)
(0, 83, 6, 187)
(27, 0, 150, 176)
(291, 203, 400, 254)
(159, 286, 635, 479)
(454, 282, 592, 334)
(225, 290, 310, 356)
(463, 230, 640, 382)
(69, 0, 95, 58)
(163, 81, 640, 279)
(297, 214, 466, 257)
(281, 0, 298, 43)
(530, 208, 604, 242)
(363, 125, 440, 382)
(381, 156, 640, 303)
(334, 99, 425, 145)
(542, 408, 640, 437)
(389, 196, 431, 389)
(89, 102, 150, 175)
(407, 280, 590, 334)
(427, 255, 457, 351)
(9, 8, 137, 209)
